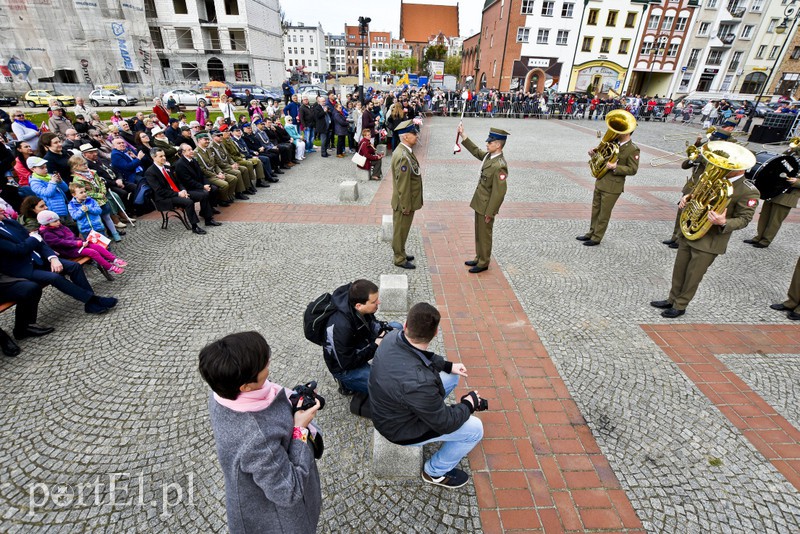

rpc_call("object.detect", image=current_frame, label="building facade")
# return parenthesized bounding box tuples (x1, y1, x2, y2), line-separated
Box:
(345, 24, 367, 76)
(774, 19, 800, 100)
(399, 1, 459, 69)
(737, 0, 793, 97)
(284, 23, 326, 76)
(325, 34, 346, 75)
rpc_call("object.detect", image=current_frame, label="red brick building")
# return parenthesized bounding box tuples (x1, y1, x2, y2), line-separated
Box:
(461, 32, 481, 87)
(399, 1, 460, 70)
(467, 0, 526, 91)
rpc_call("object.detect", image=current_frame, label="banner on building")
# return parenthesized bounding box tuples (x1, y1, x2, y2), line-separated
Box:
(110, 22, 138, 71)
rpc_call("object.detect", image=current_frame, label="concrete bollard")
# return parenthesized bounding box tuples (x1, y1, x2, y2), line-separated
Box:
(371, 429, 423, 479)
(381, 215, 393, 242)
(339, 180, 359, 201)
(379, 274, 408, 312)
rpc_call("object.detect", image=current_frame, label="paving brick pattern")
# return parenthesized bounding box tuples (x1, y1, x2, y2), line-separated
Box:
(0, 115, 798, 533)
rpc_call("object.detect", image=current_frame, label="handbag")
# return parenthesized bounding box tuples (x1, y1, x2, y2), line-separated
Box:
(352, 152, 367, 167)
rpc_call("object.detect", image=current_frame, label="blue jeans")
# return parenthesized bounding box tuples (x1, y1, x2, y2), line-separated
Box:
(304, 127, 315, 150)
(333, 322, 403, 393)
(408, 373, 484, 477)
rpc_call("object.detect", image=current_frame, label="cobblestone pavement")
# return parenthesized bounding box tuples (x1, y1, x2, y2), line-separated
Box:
(0, 115, 798, 533)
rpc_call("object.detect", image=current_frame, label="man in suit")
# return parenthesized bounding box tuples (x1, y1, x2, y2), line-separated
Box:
(0, 272, 53, 354)
(252, 120, 286, 173)
(577, 129, 640, 246)
(744, 177, 800, 248)
(144, 147, 220, 235)
(651, 163, 760, 318)
(263, 120, 295, 167)
(457, 125, 510, 274)
(174, 143, 225, 209)
(391, 120, 423, 269)
(769, 256, 800, 320)
(194, 133, 238, 205)
(0, 207, 117, 315)
(110, 138, 145, 185)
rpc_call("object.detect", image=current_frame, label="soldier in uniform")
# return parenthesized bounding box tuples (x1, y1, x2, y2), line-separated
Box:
(391, 120, 423, 269)
(194, 133, 237, 205)
(577, 128, 640, 246)
(651, 164, 760, 318)
(222, 126, 267, 189)
(209, 130, 252, 199)
(769, 256, 800, 320)
(744, 177, 800, 248)
(457, 125, 509, 273)
(663, 136, 705, 249)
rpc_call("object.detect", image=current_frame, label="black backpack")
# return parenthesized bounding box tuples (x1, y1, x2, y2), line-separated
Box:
(303, 292, 336, 345)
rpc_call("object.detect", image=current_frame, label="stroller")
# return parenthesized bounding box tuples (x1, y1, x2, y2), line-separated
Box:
(651, 106, 666, 122)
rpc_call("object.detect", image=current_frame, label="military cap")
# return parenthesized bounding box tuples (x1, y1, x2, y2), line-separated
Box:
(394, 119, 418, 135)
(486, 128, 510, 142)
(230, 125, 240, 132)
(195, 132, 210, 139)
(210, 130, 222, 136)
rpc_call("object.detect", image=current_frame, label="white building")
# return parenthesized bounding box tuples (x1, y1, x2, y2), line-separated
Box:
(325, 34, 346, 75)
(738, 0, 791, 97)
(284, 22, 326, 76)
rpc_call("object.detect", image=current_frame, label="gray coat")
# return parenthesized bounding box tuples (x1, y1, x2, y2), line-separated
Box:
(208, 392, 321, 534)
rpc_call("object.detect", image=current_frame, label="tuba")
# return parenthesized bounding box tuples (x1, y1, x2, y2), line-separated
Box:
(679, 141, 756, 241)
(589, 109, 637, 179)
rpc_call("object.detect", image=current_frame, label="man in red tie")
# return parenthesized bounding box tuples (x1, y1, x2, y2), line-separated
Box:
(144, 148, 220, 235)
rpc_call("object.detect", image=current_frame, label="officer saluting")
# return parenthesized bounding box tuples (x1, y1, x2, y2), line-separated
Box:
(457, 125, 509, 273)
(391, 120, 423, 269)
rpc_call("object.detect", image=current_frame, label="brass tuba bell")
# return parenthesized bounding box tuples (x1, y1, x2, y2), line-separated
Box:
(589, 110, 637, 179)
(679, 141, 756, 240)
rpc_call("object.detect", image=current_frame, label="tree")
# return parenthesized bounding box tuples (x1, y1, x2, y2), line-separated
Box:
(374, 53, 416, 75)
(421, 44, 448, 74)
(444, 55, 461, 76)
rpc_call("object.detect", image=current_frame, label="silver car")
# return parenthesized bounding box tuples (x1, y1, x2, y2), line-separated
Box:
(162, 89, 207, 106)
(88, 89, 138, 107)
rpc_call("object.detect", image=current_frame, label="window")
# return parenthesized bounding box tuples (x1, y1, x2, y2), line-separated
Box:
(288, 59, 293, 67)
(537, 28, 549, 44)
(619, 39, 630, 54)
(562, 2, 574, 17)
(756, 45, 766, 58)
(770, 45, 780, 59)
(792, 46, 800, 60)
(667, 43, 679, 57)
(517, 27, 530, 42)
(767, 19, 779, 33)
(625, 12, 636, 28)
(53, 69, 78, 83)
(542, 1, 554, 16)
(729, 51, 742, 70)
(144, 0, 157, 18)
(707, 0, 718, 7)
(607, 11, 618, 26)
(661, 15, 674, 31)
(181, 62, 199, 80)
(687, 48, 700, 68)
(119, 70, 141, 84)
(172, 0, 187, 14)
(740, 25, 753, 39)
(310, 47, 314, 54)
(581, 36, 593, 52)
(641, 41, 653, 55)
(707, 49, 723, 65)
(588, 8, 599, 25)
(292, 36, 296, 42)
(521, 0, 534, 15)
(648, 15, 660, 30)
(741, 72, 766, 93)
(234, 63, 250, 82)
(697, 22, 710, 36)
(229, 29, 245, 50)
(675, 16, 687, 31)
(149, 26, 164, 49)
(720, 74, 733, 92)
(556, 30, 569, 45)
(600, 38, 611, 53)
(176, 27, 193, 49)
(301, 48, 304, 54)
(224, 0, 239, 15)
(310, 35, 314, 43)
(751, 0, 764, 11)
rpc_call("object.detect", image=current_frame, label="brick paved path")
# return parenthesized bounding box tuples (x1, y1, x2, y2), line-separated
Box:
(1, 116, 797, 533)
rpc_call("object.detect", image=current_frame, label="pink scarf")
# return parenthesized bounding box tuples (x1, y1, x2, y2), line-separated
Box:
(214, 380, 289, 413)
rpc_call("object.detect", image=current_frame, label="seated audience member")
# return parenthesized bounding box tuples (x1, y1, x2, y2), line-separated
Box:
(47, 106, 73, 139)
(369, 302, 483, 489)
(193, 133, 237, 205)
(40, 133, 72, 182)
(0, 272, 53, 354)
(110, 137, 146, 185)
(246, 120, 283, 175)
(230, 125, 276, 185)
(198, 331, 322, 534)
(164, 118, 182, 145)
(357, 129, 383, 181)
(38, 209, 127, 274)
(144, 147, 220, 234)
(67, 183, 107, 238)
(19, 196, 47, 232)
(27, 156, 74, 229)
(0, 207, 117, 314)
(263, 120, 295, 168)
(117, 120, 137, 147)
(174, 143, 226, 209)
(62, 129, 83, 154)
(322, 279, 400, 395)
(70, 153, 122, 241)
(221, 126, 263, 190)
(283, 117, 306, 161)
(82, 144, 136, 216)
(179, 126, 196, 150)
(209, 130, 251, 199)
(13, 142, 35, 197)
(151, 127, 179, 162)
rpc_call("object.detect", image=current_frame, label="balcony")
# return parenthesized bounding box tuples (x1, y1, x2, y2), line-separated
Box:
(727, 2, 745, 18)
(711, 33, 735, 47)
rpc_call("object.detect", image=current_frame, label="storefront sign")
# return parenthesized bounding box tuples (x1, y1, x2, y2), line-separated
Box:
(527, 58, 549, 68)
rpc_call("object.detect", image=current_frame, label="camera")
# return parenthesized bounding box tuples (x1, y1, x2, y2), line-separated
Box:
(289, 381, 326, 413)
(475, 398, 489, 412)
(377, 321, 395, 336)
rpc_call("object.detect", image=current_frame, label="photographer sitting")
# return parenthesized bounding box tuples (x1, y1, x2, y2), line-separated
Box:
(369, 302, 485, 489)
(323, 279, 399, 395)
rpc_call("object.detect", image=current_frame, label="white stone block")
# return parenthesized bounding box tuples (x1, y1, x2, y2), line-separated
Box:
(339, 180, 359, 201)
(379, 274, 408, 313)
(381, 214, 393, 242)
(371, 429, 422, 479)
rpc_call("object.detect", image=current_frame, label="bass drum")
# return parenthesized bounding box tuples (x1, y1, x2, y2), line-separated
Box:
(745, 151, 798, 200)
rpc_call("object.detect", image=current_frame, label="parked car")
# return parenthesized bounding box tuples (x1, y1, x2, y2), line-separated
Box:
(88, 89, 138, 107)
(228, 85, 281, 106)
(0, 94, 19, 107)
(162, 89, 207, 106)
(297, 85, 327, 99)
(23, 89, 76, 107)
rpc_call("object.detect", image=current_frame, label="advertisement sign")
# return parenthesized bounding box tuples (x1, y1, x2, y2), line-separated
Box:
(110, 22, 138, 71)
(428, 60, 444, 82)
(527, 58, 550, 69)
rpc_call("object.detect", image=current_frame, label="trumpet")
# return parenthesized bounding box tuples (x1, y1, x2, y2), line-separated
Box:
(663, 127, 715, 141)
(650, 142, 701, 167)
(761, 136, 800, 151)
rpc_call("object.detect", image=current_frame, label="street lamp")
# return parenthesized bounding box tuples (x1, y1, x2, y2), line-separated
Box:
(743, 0, 800, 132)
(357, 16, 370, 99)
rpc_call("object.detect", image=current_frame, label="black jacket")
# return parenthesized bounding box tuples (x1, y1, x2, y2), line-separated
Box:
(173, 156, 207, 191)
(312, 103, 329, 132)
(322, 283, 380, 375)
(144, 164, 185, 211)
(299, 104, 314, 128)
(368, 330, 467, 445)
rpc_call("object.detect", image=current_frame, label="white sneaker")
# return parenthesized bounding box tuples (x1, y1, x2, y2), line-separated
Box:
(114, 222, 127, 229)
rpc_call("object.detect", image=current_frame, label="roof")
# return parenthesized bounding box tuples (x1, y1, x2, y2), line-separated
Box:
(400, 2, 459, 43)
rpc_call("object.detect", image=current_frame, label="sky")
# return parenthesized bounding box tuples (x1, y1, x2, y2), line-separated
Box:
(281, 0, 485, 39)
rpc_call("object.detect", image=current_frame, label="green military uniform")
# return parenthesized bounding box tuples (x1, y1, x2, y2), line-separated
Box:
(668, 176, 760, 310)
(195, 141, 238, 201)
(779, 256, 800, 316)
(153, 137, 178, 162)
(584, 139, 640, 243)
(749, 180, 800, 247)
(462, 134, 508, 270)
(222, 136, 265, 182)
(210, 139, 250, 191)
(391, 134, 423, 266)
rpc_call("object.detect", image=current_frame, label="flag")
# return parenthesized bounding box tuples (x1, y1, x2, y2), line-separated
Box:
(40, 122, 49, 132)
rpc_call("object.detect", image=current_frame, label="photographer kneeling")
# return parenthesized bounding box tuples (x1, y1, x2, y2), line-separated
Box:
(369, 302, 485, 489)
